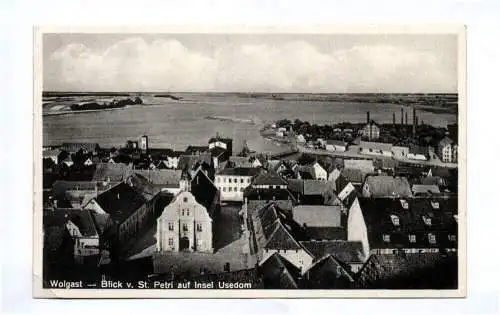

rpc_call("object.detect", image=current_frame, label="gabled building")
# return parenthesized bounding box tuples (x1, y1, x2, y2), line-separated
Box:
(362, 175, 412, 198)
(43, 208, 100, 263)
(251, 170, 289, 189)
(302, 255, 355, 289)
(325, 140, 347, 152)
(43, 148, 64, 165)
(359, 141, 393, 157)
(411, 184, 441, 197)
(300, 240, 365, 273)
(296, 161, 327, 181)
(126, 169, 183, 196)
(347, 197, 458, 258)
(251, 203, 313, 271)
(259, 252, 300, 289)
(292, 205, 346, 241)
(360, 120, 380, 141)
(215, 167, 263, 202)
(287, 179, 336, 205)
(156, 191, 213, 253)
(92, 163, 133, 183)
(437, 137, 458, 163)
(84, 182, 147, 240)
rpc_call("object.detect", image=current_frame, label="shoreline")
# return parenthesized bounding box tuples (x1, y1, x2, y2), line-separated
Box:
(42, 106, 129, 116)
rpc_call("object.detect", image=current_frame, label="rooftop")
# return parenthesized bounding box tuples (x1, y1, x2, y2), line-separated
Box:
(94, 182, 147, 224)
(364, 175, 412, 197)
(217, 167, 263, 177)
(292, 205, 342, 228)
(300, 240, 365, 264)
(344, 159, 375, 174)
(252, 171, 288, 186)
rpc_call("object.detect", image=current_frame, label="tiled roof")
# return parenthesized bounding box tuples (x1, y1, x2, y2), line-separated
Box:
(252, 203, 302, 251)
(357, 197, 458, 250)
(260, 252, 299, 289)
(43, 208, 98, 237)
(52, 181, 99, 197)
(300, 240, 365, 264)
(244, 188, 296, 202)
(341, 168, 365, 184)
(412, 184, 441, 195)
(292, 205, 342, 228)
(373, 158, 397, 170)
(356, 252, 458, 289)
(228, 156, 254, 168)
(303, 255, 354, 288)
(185, 145, 209, 154)
(217, 167, 263, 177)
(93, 163, 132, 182)
(344, 159, 375, 173)
(177, 154, 212, 171)
(359, 141, 392, 152)
(130, 170, 182, 187)
(364, 175, 412, 197)
(287, 179, 335, 196)
(208, 146, 227, 158)
(304, 227, 346, 241)
(94, 182, 147, 224)
(252, 171, 288, 186)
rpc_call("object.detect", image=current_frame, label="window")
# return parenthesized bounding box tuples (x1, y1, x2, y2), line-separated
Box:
(168, 238, 173, 246)
(422, 215, 432, 226)
(168, 222, 174, 231)
(430, 201, 440, 209)
(222, 187, 226, 192)
(223, 177, 226, 183)
(216, 177, 220, 183)
(400, 199, 409, 209)
(234, 178, 237, 183)
(240, 187, 244, 192)
(234, 187, 237, 192)
(390, 214, 400, 226)
(383, 234, 391, 242)
(448, 234, 456, 241)
(186, 209, 190, 216)
(196, 223, 202, 232)
(228, 178, 232, 183)
(181, 209, 185, 216)
(183, 197, 188, 203)
(182, 224, 188, 232)
(428, 233, 436, 244)
(409, 234, 416, 243)
(247, 178, 251, 183)
(240, 178, 244, 183)
(228, 187, 232, 192)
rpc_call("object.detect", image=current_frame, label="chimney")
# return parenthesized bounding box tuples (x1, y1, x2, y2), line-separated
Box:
(405, 111, 408, 126)
(392, 112, 396, 127)
(94, 182, 98, 197)
(400, 107, 404, 126)
(412, 107, 416, 136)
(366, 112, 370, 124)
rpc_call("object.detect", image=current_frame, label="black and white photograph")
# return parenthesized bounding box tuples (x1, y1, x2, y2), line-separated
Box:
(34, 25, 466, 298)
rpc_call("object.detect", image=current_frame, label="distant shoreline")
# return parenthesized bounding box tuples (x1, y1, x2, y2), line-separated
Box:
(42, 106, 127, 116)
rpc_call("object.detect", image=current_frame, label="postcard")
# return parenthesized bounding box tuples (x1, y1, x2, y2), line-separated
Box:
(33, 24, 466, 298)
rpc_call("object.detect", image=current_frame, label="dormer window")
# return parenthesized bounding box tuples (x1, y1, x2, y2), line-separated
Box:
(390, 215, 400, 226)
(409, 234, 416, 243)
(448, 234, 456, 242)
(400, 199, 409, 209)
(422, 215, 432, 226)
(428, 233, 436, 244)
(383, 234, 391, 242)
(430, 201, 440, 210)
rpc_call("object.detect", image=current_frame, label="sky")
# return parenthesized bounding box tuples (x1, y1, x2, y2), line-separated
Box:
(43, 33, 458, 93)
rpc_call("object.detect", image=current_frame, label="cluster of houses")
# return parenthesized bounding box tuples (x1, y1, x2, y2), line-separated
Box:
(42, 132, 459, 289)
(271, 110, 459, 164)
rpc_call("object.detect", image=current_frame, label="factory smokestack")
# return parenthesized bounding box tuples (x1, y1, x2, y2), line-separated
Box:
(367, 111, 370, 124)
(405, 111, 408, 126)
(412, 107, 416, 136)
(401, 108, 404, 126)
(392, 112, 396, 127)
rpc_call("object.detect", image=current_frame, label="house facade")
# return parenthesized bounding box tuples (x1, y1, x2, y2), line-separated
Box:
(360, 122, 380, 140)
(215, 168, 262, 202)
(359, 141, 393, 157)
(437, 137, 458, 163)
(325, 140, 347, 152)
(156, 191, 213, 253)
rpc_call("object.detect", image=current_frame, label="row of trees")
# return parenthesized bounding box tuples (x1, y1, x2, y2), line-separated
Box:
(70, 97, 143, 111)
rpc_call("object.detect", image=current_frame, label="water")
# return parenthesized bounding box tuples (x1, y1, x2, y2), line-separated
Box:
(43, 93, 457, 154)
